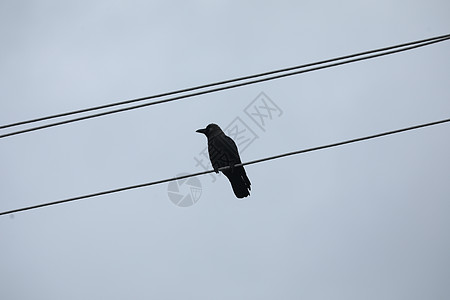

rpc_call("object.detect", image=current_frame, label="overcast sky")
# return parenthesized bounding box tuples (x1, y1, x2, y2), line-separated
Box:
(1, 1, 450, 299)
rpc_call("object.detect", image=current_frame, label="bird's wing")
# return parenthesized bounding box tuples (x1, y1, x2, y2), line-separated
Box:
(223, 135, 240, 158)
(208, 134, 241, 167)
(218, 134, 241, 163)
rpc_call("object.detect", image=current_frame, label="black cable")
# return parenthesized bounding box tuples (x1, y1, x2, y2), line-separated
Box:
(1, 34, 447, 130)
(1, 117, 449, 216)
(0, 34, 449, 140)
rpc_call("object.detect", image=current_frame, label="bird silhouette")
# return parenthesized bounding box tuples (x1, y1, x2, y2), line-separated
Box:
(196, 124, 251, 198)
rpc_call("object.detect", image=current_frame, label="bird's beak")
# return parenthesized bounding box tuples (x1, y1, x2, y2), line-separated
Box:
(196, 128, 206, 134)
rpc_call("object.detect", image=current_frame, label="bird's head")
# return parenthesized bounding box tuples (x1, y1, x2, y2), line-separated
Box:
(196, 123, 223, 137)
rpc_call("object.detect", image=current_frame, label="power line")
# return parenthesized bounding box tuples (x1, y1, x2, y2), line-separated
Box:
(1, 34, 448, 131)
(1, 117, 449, 216)
(1, 34, 449, 139)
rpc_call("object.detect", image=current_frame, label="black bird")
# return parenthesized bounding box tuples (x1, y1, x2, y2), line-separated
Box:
(196, 124, 251, 198)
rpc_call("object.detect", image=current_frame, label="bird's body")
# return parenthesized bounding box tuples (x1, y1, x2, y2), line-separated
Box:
(196, 124, 251, 198)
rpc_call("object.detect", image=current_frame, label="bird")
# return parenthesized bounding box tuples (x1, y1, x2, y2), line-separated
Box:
(196, 123, 251, 198)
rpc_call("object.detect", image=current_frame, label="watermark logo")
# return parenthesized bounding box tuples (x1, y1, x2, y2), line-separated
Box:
(168, 92, 282, 206)
(245, 92, 283, 131)
(167, 173, 202, 207)
(224, 117, 258, 152)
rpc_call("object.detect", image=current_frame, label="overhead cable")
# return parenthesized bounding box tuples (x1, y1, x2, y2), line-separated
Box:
(1, 34, 449, 139)
(1, 117, 449, 216)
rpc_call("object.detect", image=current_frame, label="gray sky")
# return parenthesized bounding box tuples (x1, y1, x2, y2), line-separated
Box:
(1, 1, 450, 299)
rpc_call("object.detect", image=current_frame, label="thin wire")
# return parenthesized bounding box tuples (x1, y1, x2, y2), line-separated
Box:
(1, 117, 449, 216)
(0, 34, 449, 139)
(1, 34, 447, 131)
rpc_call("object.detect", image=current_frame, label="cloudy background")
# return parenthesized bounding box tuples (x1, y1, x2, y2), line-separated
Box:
(1, 1, 449, 299)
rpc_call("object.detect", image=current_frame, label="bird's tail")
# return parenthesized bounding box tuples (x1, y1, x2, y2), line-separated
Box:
(224, 167, 251, 198)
